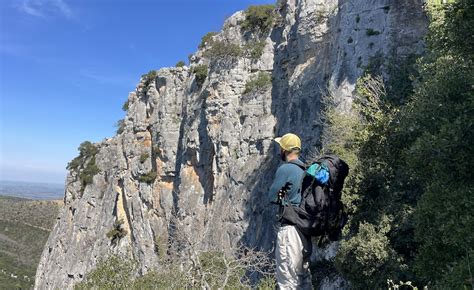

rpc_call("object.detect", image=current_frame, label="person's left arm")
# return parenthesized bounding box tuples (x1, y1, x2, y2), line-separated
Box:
(267, 165, 289, 203)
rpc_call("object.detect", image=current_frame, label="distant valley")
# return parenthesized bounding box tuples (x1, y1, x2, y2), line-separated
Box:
(0, 180, 64, 200)
(0, 181, 62, 289)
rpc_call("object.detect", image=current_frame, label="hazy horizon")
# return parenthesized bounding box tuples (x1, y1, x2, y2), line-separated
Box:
(0, 179, 64, 200)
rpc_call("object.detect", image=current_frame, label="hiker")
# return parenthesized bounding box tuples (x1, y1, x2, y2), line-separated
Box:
(268, 133, 312, 290)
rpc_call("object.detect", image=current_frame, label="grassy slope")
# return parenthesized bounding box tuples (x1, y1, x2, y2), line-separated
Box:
(0, 196, 61, 289)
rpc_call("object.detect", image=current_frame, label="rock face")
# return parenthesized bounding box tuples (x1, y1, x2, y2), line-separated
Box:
(35, 0, 427, 289)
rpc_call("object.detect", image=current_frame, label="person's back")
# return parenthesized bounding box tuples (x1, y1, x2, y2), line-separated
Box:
(267, 159, 305, 206)
(267, 133, 312, 290)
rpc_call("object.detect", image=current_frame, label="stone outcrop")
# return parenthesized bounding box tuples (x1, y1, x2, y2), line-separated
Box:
(35, 0, 427, 288)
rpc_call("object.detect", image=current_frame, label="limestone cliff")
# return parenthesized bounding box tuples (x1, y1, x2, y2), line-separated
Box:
(35, 0, 427, 289)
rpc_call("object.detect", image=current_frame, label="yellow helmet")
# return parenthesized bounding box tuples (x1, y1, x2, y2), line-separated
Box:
(274, 133, 301, 151)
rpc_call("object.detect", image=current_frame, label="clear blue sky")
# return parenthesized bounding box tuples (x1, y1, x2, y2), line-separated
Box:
(0, 0, 274, 184)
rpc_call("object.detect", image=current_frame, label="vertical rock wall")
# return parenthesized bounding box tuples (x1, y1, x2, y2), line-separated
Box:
(35, 0, 427, 288)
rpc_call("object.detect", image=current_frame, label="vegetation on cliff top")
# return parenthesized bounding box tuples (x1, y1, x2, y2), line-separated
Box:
(199, 32, 218, 49)
(197, 4, 275, 63)
(241, 5, 276, 35)
(142, 70, 157, 90)
(67, 141, 101, 194)
(192, 64, 208, 87)
(175, 60, 185, 67)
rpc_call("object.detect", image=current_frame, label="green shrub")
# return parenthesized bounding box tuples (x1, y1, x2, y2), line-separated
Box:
(356, 14, 360, 23)
(408, 3, 474, 283)
(74, 255, 135, 290)
(132, 268, 190, 289)
(67, 156, 82, 171)
(199, 251, 245, 288)
(78, 141, 98, 156)
(153, 234, 168, 258)
(383, 5, 390, 13)
(426, 0, 473, 57)
(79, 156, 100, 192)
(75, 247, 273, 289)
(115, 119, 125, 135)
(74, 251, 258, 290)
(67, 141, 99, 170)
(243, 72, 271, 94)
(244, 40, 266, 60)
(203, 40, 243, 60)
(67, 141, 101, 194)
(326, 2, 473, 288)
(192, 64, 208, 87)
(347, 37, 353, 43)
(106, 219, 127, 245)
(336, 220, 397, 289)
(241, 5, 276, 35)
(142, 70, 157, 89)
(138, 171, 157, 184)
(199, 32, 217, 49)
(139, 153, 149, 163)
(122, 100, 129, 112)
(175, 60, 185, 67)
(256, 275, 277, 289)
(366, 28, 381, 36)
(363, 51, 384, 76)
(385, 53, 418, 104)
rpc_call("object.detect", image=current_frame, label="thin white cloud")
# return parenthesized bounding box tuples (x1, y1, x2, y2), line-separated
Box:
(78, 69, 136, 86)
(18, 0, 74, 19)
(52, 0, 73, 18)
(20, 0, 45, 17)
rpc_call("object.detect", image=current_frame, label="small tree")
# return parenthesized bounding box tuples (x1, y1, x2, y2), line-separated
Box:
(241, 5, 276, 35)
(74, 255, 135, 290)
(79, 156, 100, 192)
(192, 64, 208, 87)
(244, 40, 266, 60)
(142, 70, 157, 90)
(122, 100, 129, 112)
(67, 141, 98, 170)
(106, 219, 128, 245)
(203, 41, 243, 60)
(138, 171, 157, 184)
(243, 72, 272, 94)
(115, 119, 125, 135)
(199, 32, 218, 49)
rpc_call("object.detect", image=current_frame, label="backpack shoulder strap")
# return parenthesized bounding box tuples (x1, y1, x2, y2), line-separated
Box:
(288, 160, 306, 171)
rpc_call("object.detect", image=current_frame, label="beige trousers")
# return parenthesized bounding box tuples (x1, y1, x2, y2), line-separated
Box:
(276, 225, 312, 290)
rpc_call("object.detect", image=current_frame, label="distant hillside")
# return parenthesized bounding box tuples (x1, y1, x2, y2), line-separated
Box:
(0, 180, 64, 200)
(0, 195, 61, 289)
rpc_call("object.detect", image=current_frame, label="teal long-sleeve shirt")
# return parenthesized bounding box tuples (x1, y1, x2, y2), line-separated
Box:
(268, 159, 306, 206)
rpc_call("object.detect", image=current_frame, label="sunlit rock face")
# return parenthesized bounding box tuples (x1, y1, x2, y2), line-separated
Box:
(35, 0, 427, 288)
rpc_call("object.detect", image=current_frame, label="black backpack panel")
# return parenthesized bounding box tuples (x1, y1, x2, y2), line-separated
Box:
(281, 155, 349, 240)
